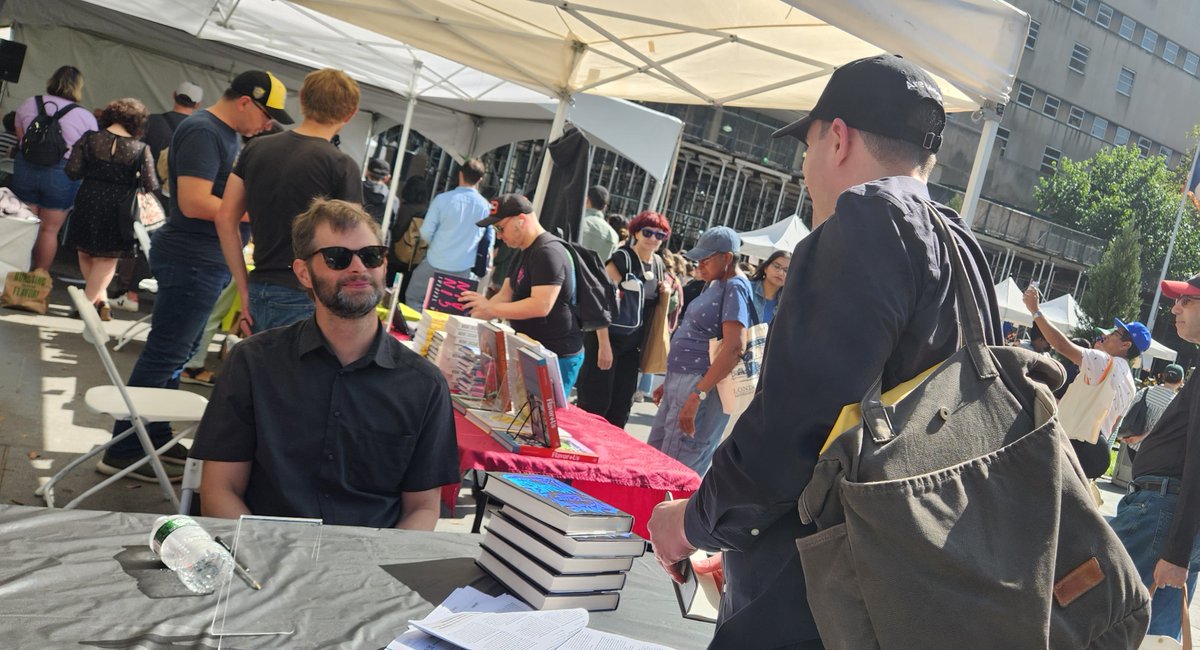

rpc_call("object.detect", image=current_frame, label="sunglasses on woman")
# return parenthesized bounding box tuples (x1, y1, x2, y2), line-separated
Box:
(307, 245, 388, 270)
(641, 228, 668, 241)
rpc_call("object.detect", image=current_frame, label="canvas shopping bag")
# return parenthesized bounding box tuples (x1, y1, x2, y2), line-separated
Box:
(639, 291, 670, 374)
(708, 319, 768, 416)
(1, 268, 52, 314)
(796, 204, 1149, 649)
(393, 216, 428, 269)
(1139, 585, 1191, 649)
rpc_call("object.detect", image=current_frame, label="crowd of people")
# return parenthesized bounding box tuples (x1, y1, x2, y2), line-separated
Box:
(9, 54, 1200, 648)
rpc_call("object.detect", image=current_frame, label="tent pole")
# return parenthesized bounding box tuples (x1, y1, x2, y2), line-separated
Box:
(652, 128, 684, 212)
(1147, 140, 1200, 333)
(772, 181, 786, 222)
(707, 160, 728, 229)
(360, 112, 378, 178)
(532, 94, 570, 214)
(669, 157, 691, 218)
(961, 108, 1001, 227)
(381, 62, 422, 246)
(500, 144, 516, 193)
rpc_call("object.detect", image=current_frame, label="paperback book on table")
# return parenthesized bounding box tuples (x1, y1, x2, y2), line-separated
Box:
(482, 473, 633, 536)
(477, 321, 513, 412)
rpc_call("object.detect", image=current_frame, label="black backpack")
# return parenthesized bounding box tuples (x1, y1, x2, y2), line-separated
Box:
(552, 238, 618, 332)
(20, 96, 80, 166)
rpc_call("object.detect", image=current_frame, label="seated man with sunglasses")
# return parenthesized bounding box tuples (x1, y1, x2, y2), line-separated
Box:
(1023, 284, 1146, 478)
(191, 199, 459, 529)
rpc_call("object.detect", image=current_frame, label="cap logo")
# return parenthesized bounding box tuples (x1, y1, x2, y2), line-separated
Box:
(253, 87, 265, 100)
(490, 199, 500, 216)
(907, 78, 942, 101)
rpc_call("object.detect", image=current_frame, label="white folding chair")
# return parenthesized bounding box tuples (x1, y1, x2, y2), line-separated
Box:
(179, 457, 204, 515)
(36, 286, 208, 510)
(114, 221, 158, 351)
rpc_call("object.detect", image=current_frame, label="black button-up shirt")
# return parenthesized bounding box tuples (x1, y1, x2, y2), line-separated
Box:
(684, 177, 1000, 648)
(191, 317, 460, 528)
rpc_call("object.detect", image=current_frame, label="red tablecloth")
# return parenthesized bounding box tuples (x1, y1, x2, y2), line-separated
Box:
(447, 406, 700, 538)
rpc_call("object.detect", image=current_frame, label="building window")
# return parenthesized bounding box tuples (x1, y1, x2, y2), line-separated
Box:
(1068, 106, 1086, 128)
(1016, 82, 1035, 107)
(1141, 28, 1158, 53)
(1069, 43, 1090, 74)
(1137, 137, 1152, 158)
(1119, 16, 1136, 40)
(1041, 147, 1062, 175)
(1114, 127, 1130, 146)
(1095, 3, 1113, 27)
(1071, 0, 1089, 15)
(995, 127, 1010, 157)
(1090, 116, 1108, 139)
(1160, 146, 1174, 164)
(1042, 95, 1060, 118)
(1164, 41, 1180, 65)
(1187, 53, 1199, 75)
(1026, 20, 1040, 50)
(1116, 67, 1135, 96)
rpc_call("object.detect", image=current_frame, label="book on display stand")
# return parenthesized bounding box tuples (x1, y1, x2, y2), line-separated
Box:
(422, 272, 478, 317)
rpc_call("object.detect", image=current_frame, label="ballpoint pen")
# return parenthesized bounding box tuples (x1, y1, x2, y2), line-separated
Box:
(214, 536, 263, 590)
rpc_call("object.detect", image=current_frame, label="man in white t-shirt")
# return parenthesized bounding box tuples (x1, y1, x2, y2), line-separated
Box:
(1024, 286, 1149, 477)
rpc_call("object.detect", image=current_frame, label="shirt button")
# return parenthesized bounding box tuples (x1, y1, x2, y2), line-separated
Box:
(326, 453, 334, 461)
(323, 493, 331, 499)
(750, 528, 760, 536)
(333, 410, 341, 417)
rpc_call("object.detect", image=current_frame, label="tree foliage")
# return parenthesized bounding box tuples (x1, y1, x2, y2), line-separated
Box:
(1076, 224, 1142, 333)
(1034, 144, 1200, 284)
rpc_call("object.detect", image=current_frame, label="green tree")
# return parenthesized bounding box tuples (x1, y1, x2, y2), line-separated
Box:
(1034, 144, 1200, 284)
(1077, 224, 1142, 333)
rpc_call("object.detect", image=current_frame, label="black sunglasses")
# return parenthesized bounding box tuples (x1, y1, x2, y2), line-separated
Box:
(641, 228, 668, 241)
(307, 246, 388, 270)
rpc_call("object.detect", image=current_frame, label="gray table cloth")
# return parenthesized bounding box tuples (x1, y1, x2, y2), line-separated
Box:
(0, 504, 713, 649)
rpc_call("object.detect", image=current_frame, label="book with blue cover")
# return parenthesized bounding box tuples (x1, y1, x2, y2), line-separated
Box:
(483, 473, 633, 535)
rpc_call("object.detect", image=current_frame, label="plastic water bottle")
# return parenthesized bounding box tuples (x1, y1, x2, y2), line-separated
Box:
(148, 515, 234, 594)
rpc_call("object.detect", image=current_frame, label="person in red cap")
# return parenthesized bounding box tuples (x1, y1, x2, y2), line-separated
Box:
(1109, 273, 1200, 641)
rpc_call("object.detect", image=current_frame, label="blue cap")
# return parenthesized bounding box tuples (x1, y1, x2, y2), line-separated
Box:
(684, 226, 740, 262)
(1114, 318, 1151, 353)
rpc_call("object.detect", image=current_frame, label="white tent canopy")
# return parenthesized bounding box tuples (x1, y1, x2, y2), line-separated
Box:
(737, 216, 811, 260)
(1145, 339, 1178, 366)
(1040, 293, 1084, 335)
(5, 0, 682, 185)
(994, 278, 1032, 327)
(295, 0, 1028, 110)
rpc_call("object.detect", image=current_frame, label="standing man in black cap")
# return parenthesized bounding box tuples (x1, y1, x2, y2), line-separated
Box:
(362, 157, 397, 227)
(100, 70, 290, 481)
(647, 55, 999, 648)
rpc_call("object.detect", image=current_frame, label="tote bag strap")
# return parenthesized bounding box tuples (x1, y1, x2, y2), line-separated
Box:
(859, 201, 997, 443)
(1145, 583, 1191, 649)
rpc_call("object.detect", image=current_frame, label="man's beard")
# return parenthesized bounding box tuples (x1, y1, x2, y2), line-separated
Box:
(311, 269, 383, 319)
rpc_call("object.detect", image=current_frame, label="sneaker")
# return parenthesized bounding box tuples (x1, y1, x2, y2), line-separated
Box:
(97, 453, 184, 483)
(180, 367, 216, 386)
(158, 441, 191, 466)
(632, 390, 646, 403)
(95, 302, 112, 322)
(110, 294, 139, 313)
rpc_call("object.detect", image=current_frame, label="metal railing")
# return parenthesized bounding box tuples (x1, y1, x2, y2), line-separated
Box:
(970, 200, 1105, 265)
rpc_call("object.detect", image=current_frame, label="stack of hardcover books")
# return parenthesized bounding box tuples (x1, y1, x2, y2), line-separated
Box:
(478, 473, 646, 611)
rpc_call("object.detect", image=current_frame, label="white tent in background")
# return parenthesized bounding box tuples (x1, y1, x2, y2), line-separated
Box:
(1039, 293, 1084, 334)
(737, 216, 811, 260)
(994, 278, 1032, 327)
(1144, 339, 1178, 366)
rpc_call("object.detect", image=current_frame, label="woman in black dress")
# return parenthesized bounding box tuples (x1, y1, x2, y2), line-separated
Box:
(65, 98, 157, 320)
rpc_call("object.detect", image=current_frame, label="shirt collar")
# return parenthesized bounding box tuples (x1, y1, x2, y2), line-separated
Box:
(296, 316, 399, 369)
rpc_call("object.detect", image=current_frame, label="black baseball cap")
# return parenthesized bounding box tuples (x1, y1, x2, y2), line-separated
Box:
(229, 70, 294, 125)
(772, 54, 946, 153)
(366, 158, 391, 177)
(477, 193, 534, 227)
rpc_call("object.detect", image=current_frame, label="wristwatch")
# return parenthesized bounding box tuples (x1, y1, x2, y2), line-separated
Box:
(692, 388, 708, 401)
(1033, 310, 1044, 320)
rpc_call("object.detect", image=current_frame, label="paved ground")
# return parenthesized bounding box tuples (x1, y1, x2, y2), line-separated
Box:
(1, 264, 1195, 638)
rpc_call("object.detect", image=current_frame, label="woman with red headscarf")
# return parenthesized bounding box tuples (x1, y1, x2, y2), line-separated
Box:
(577, 211, 673, 428)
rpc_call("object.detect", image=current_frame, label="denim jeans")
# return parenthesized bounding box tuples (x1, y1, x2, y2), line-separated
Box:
(1108, 477, 1200, 639)
(647, 372, 730, 475)
(248, 282, 314, 333)
(109, 248, 230, 457)
(12, 155, 80, 210)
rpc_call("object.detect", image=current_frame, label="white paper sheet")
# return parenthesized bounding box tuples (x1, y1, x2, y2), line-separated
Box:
(557, 628, 675, 650)
(387, 587, 530, 650)
(411, 609, 588, 650)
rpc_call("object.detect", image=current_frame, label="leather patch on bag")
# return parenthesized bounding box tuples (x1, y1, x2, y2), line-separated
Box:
(1054, 557, 1104, 607)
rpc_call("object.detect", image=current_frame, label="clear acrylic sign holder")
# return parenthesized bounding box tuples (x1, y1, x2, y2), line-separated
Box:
(210, 515, 323, 645)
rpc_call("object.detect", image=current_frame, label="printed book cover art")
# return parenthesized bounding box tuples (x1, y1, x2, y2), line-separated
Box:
(478, 323, 510, 412)
(424, 272, 478, 316)
(505, 333, 540, 419)
(518, 348, 559, 449)
(496, 473, 622, 518)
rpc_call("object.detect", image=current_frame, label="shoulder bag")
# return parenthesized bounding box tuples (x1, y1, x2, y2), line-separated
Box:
(796, 202, 1149, 649)
(706, 277, 767, 417)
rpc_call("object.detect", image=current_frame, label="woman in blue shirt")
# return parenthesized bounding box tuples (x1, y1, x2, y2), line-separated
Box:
(748, 250, 790, 324)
